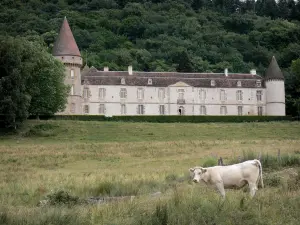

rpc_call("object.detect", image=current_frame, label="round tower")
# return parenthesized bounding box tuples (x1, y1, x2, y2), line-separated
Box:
(265, 56, 285, 116)
(53, 17, 83, 114)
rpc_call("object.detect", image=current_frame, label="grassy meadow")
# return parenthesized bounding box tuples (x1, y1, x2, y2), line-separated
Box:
(0, 120, 300, 225)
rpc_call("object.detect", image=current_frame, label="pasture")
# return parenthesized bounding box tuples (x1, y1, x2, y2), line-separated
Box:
(0, 120, 300, 225)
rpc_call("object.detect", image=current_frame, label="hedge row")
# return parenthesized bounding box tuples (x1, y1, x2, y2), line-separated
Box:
(27, 115, 295, 123)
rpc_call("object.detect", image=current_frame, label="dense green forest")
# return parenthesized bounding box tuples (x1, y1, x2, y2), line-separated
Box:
(1, 0, 300, 115)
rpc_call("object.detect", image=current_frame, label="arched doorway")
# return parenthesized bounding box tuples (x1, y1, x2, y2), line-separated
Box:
(178, 106, 185, 115)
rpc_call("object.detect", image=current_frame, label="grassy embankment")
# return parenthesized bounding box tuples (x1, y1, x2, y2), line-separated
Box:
(0, 120, 300, 225)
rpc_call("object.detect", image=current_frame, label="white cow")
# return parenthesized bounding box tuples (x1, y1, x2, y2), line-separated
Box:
(189, 159, 264, 198)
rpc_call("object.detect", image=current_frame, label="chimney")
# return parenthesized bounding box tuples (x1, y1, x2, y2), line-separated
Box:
(250, 69, 256, 75)
(128, 65, 133, 75)
(224, 68, 228, 77)
(104, 66, 109, 71)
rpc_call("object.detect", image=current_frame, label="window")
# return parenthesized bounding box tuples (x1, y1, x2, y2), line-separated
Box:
(220, 106, 227, 115)
(220, 90, 226, 101)
(84, 105, 89, 114)
(238, 106, 243, 116)
(236, 90, 243, 101)
(70, 85, 74, 95)
(256, 80, 261, 87)
(99, 104, 105, 114)
(211, 80, 216, 86)
(121, 78, 126, 85)
(120, 88, 127, 99)
(256, 90, 262, 101)
(137, 105, 144, 115)
(200, 106, 206, 115)
(148, 78, 152, 85)
(158, 88, 165, 100)
(70, 69, 74, 78)
(83, 88, 89, 98)
(99, 88, 106, 99)
(71, 103, 75, 113)
(121, 104, 126, 115)
(237, 81, 242, 87)
(258, 106, 263, 116)
(199, 89, 206, 101)
(137, 88, 144, 100)
(178, 89, 184, 100)
(159, 105, 165, 115)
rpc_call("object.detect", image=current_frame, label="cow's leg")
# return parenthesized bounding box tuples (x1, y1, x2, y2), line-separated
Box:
(215, 182, 225, 198)
(248, 182, 257, 198)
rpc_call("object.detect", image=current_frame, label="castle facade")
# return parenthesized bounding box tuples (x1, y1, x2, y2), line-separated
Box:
(52, 18, 286, 116)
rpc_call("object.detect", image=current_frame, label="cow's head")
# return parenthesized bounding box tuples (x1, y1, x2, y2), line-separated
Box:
(189, 167, 207, 183)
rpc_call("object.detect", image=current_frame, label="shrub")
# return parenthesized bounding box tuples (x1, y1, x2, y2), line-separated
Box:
(202, 157, 218, 167)
(23, 123, 60, 137)
(46, 190, 81, 206)
(28, 115, 294, 123)
(109, 115, 293, 123)
(264, 174, 282, 187)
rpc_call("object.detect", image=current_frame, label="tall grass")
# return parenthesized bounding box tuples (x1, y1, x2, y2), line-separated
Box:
(0, 121, 300, 224)
(228, 150, 300, 170)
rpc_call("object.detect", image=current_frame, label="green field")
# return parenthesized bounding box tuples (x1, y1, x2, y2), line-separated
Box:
(0, 120, 300, 225)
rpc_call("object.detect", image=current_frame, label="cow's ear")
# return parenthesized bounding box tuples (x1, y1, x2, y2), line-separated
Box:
(201, 168, 207, 173)
(189, 168, 195, 172)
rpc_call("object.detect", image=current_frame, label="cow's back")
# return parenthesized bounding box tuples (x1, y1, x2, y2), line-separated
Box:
(215, 161, 259, 188)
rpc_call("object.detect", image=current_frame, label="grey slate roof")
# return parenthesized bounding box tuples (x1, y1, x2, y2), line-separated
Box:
(264, 56, 284, 80)
(82, 70, 265, 88)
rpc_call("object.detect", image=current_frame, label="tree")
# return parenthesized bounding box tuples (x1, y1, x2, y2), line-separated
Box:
(27, 51, 69, 118)
(172, 48, 194, 72)
(0, 36, 68, 128)
(287, 0, 297, 20)
(287, 59, 300, 117)
(278, 0, 289, 19)
(241, 0, 255, 13)
(256, 0, 278, 19)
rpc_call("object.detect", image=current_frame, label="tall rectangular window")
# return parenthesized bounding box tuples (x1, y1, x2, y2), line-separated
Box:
(70, 69, 74, 78)
(236, 90, 243, 101)
(238, 106, 243, 116)
(199, 89, 206, 101)
(99, 88, 106, 99)
(121, 104, 126, 115)
(120, 88, 127, 99)
(220, 90, 226, 101)
(258, 106, 263, 116)
(137, 88, 144, 100)
(137, 105, 144, 115)
(70, 85, 74, 95)
(99, 104, 105, 114)
(159, 105, 165, 115)
(178, 89, 184, 100)
(200, 106, 206, 115)
(84, 105, 89, 114)
(83, 88, 89, 98)
(220, 106, 227, 115)
(71, 103, 75, 113)
(158, 88, 165, 100)
(256, 90, 262, 101)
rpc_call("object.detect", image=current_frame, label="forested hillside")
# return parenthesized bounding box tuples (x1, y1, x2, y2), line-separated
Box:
(1, 0, 300, 115)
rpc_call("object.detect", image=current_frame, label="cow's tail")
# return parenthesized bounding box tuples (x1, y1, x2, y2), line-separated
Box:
(255, 159, 264, 188)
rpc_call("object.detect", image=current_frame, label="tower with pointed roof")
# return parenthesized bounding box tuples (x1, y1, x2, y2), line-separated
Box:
(265, 56, 285, 116)
(53, 17, 83, 114)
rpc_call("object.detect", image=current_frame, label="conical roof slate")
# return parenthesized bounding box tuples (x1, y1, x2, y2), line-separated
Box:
(52, 17, 81, 57)
(265, 56, 284, 80)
